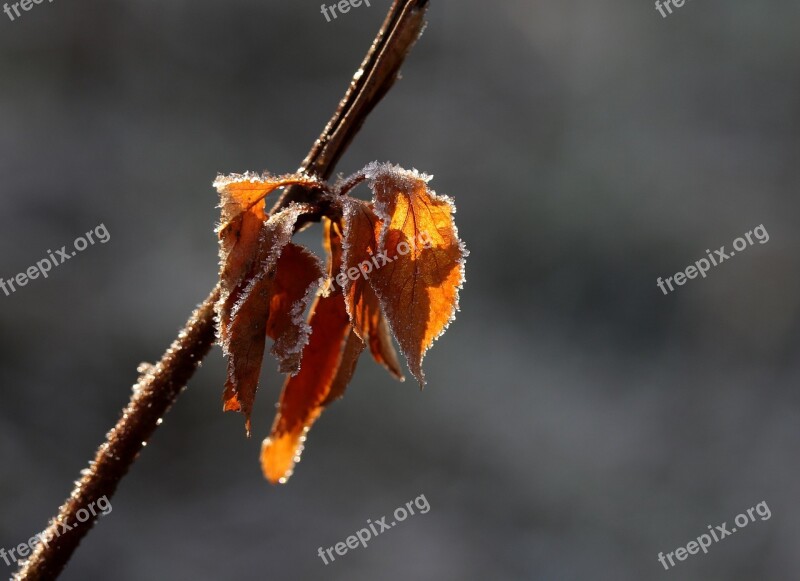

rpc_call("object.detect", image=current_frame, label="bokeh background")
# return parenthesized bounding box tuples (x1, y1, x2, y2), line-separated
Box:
(2, 1, 800, 579)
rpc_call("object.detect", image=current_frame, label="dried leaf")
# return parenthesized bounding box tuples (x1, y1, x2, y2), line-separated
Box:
(344, 162, 467, 386)
(261, 220, 364, 483)
(266, 244, 324, 375)
(212, 162, 467, 484)
(214, 172, 320, 346)
(219, 204, 311, 435)
(339, 199, 404, 380)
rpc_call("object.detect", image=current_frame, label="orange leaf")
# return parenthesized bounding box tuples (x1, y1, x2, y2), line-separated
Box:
(343, 162, 467, 387)
(339, 199, 404, 380)
(261, 220, 364, 483)
(214, 172, 321, 346)
(219, 203, 312, 435)
(266, 244, 324, 375)
(213, 163, 467, 483)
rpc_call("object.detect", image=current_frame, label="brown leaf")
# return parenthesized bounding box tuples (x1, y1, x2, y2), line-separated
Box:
(260, 219, 365, 483)
(342, 162, 467, 387)
(321, 329, 366, 406)
(338, 199, 404, 380)
(214, 172, 321, 347)
(214, 163, 467, 483)
(266, 244, 324, 375)
(219, 203, 312, 435)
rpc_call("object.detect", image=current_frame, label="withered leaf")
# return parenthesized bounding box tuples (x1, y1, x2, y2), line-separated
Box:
(212, 162, 467, 484)
(339, 199, 404, 380)
(219, 203, 313, 435)
(215, 172, 321, 346)
(343, 162, 467, 387)
(266, 243, 324, 375)
(261, 219, 364, 484)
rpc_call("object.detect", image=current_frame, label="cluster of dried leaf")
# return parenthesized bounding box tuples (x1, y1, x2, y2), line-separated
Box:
(214, 162, 467, 483)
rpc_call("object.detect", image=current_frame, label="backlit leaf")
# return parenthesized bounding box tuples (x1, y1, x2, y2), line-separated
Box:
(219, 203, 312, 435)
(261, 220, 364, 483)
(339, 199, 404, 380)
(212, 162, 467, 483)
(266, 244, 324, 375)
(348, 162, 467, 386)
(214, 172, 321, 346)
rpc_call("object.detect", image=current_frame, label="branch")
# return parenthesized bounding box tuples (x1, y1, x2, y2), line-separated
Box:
(273, 0, 429, 223)
(13, 1, 429, 579)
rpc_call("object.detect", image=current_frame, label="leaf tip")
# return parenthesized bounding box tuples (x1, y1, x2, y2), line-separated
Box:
(261, 430, 309, 485)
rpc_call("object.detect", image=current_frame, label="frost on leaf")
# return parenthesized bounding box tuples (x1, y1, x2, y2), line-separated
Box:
(215, 172, 321, 347)
(266, 244, 324, 375)
(261, 219, 364, 484)
(213, 162, 467, 483)
(353, 162, 467, 387)
(340, 198, 404, 380)
(218, 203, 313, 435)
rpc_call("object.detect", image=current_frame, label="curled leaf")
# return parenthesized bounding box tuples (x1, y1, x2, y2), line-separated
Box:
(266, 244, 324, 375)
(261, 220, 364, 483)
(344, 162, 467, 386)
(339, 199, 404, 380)
(212, 162, 467, 483)
(219, 203, 312, 435)
(214, 172, 321, 346)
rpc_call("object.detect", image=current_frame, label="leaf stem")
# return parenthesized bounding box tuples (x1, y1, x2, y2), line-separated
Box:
(14, 1, 429, 579)
(334, 171, 368, 198)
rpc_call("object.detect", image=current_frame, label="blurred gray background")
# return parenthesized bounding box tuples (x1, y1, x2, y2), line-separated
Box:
(2, 0, 800, 579)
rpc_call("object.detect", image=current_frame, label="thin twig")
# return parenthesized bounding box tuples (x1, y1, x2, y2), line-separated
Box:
(13, 1, 429, 579)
